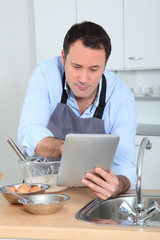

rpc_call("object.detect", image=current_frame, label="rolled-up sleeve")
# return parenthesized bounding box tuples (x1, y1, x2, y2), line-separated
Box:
(18, 60, 61, 156)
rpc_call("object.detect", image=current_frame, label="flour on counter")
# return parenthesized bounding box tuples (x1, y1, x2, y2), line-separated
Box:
(25, 174, 68, 192)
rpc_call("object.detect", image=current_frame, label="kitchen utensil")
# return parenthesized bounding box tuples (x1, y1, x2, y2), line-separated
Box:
(6, 136, 48, 182)
(6, 137, 26, 161)
(6, 187, 36, 204)
(18, 159, 67, 193)
(6, 137, 67, 192)
(18, 193, 70, 215)
(0, 183, 50, 204)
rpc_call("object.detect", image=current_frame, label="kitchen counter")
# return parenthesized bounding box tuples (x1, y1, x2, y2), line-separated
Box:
(0, 188, 160, 240)
(137, 124, 160, 136)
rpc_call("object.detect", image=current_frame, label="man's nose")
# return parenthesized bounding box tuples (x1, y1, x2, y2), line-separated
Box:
(78, 70, 88, 84)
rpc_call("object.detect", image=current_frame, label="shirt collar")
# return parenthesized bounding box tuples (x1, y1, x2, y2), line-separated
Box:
(64, 76, 103, 108)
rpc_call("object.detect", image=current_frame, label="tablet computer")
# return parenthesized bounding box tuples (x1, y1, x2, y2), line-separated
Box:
(56, 134, 120, 187)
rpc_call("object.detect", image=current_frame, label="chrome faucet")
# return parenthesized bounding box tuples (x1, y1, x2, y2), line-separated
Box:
(118, 137, 160, 225)
(135, 137, 152, 216)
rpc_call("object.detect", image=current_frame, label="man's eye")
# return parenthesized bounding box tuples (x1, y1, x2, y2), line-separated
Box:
(73, 66, 80, 69)
(90, 68, 98, 72)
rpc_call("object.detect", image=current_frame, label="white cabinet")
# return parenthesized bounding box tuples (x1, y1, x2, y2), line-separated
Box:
(124, 0, 160, 70)
(34, 0, 160, 70)
(77, 0, 160, 70)
(34, 0, 124, 69)
(135, 135, 160, 190)
(34, 0, 76, 63)
(76, 0, 124, 70)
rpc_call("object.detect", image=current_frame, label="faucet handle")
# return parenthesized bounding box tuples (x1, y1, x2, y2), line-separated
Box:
(142, 201, 160, 221)
(118, 200, 160, 225)
(146, 140, 152, 150)
(118, 201, 137, 219)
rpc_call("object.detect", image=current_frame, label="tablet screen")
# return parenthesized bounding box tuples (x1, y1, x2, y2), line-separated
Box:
(56, 134, 120, 187)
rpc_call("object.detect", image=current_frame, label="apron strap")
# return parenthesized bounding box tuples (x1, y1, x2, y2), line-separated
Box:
(61, 72, 107, 119)
(93, 74, 107, 119)
(61, 72, 68, 104)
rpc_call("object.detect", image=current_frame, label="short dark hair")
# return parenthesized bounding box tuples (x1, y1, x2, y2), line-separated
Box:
(63, 21, 111, 64)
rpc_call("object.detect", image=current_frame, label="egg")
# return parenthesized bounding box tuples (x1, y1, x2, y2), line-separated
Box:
(30, 186, 42, 192)
(16, 184, 31, 193)
(7, 186, 16, 193)
(0, 172, 3, 180)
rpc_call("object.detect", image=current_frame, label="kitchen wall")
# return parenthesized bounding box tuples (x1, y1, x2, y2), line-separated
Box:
(0, 0, 159, 189)
(0, 0, 36, 186)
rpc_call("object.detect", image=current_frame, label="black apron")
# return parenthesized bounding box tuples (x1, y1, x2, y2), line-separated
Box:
(27, 73, 107, 164)
(47, 73, 107, 139)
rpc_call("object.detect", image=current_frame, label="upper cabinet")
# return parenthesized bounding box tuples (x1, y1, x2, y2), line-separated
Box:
(34, 0, 76, 63)
(34, 0, 160, 70)
(124, 0, 160, 70)
(77, 0, 160, 70)
(76, 0, 124, 70)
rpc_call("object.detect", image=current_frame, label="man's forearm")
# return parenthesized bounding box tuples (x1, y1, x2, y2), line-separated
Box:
(35, 137, 64, 158)
(116, 175, 131, 195)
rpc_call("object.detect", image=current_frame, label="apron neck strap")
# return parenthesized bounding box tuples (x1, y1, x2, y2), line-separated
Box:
(61, 72, 68, 104)
(93, 74, 107, 119)
(61, 72, 107, 119)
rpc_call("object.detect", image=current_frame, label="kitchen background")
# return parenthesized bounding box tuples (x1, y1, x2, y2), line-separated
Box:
(0, 0, 160, 189)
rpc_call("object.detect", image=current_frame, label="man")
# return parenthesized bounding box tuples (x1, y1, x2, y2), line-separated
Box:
(18, 21, 137, 200)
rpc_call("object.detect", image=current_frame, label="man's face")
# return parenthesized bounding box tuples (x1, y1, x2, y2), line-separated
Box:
(62, 40, 106, 102)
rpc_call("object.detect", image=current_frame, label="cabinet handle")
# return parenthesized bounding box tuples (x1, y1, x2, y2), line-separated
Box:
(128, 56, 144, 60)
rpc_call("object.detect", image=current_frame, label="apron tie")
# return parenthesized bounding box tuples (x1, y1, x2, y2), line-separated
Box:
(61, 72, 107, 119)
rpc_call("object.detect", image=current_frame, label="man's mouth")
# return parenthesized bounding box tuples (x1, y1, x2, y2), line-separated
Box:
(75, 83, 90, 90)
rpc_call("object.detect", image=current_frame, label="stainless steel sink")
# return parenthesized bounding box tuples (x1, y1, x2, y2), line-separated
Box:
(76, 193, 160, 227)
(76, 137, 160, 227)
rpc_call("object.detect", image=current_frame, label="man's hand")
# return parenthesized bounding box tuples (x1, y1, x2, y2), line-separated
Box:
(35, 137, 64, 158)
(81, 167, 130, 200)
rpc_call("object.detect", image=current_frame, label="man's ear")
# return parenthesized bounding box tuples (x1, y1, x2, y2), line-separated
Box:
(61, 50, 65, 66)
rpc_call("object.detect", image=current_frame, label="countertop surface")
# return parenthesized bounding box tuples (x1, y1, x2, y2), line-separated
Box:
(0, 188, 160, 240)
(137, 124, 160, 136)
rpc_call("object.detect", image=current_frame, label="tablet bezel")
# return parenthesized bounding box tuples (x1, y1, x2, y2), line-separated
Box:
(56, 134, 120, 187)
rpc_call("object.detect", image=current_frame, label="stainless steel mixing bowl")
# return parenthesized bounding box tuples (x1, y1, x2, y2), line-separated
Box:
(0, 183, 50, 204)
(18, 193, 70, 215)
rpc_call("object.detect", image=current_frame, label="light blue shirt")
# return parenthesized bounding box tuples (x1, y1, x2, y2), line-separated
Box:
(18, 56, 137, 189)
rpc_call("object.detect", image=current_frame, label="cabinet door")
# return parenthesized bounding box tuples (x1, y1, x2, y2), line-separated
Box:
(76, 0, 124, 70)
(124, 0, 160, 69)
(34, 0, 76, 63)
